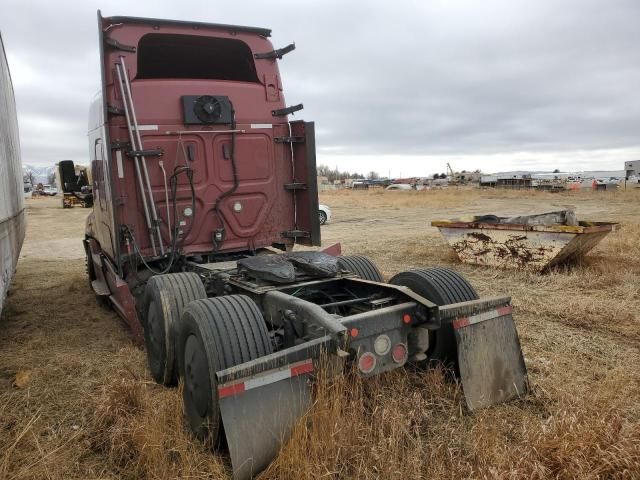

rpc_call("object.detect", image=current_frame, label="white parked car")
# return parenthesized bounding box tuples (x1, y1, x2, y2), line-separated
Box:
(318, 204, 332, 225)
(43, 185, 58, 196)
(385, 183, 412, 191)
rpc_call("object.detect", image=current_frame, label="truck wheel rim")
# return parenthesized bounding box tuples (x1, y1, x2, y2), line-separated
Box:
(184, 334, 210, 418)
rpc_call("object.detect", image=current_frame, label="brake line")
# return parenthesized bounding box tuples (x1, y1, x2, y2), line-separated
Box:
(159, 160, 172, 242)
(212, 108, 239, 250)
(126, 165, 196, 275)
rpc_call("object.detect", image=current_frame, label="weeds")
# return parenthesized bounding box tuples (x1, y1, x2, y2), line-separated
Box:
(1, 191, 639, 479)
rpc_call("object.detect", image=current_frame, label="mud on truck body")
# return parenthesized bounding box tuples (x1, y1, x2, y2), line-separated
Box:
(85, 12, 528, 479)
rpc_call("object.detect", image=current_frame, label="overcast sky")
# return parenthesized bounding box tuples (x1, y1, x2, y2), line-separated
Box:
(3, 0, 639, 176)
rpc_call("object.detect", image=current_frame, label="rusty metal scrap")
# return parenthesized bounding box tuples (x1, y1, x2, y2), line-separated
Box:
(432, 213, 618, 271)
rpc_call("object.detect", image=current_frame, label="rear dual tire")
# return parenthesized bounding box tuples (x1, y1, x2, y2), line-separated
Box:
(143, 273, 207, 386)
(390, 267, 478, 368)
(178, 295, 273, 445)
(338, 255, 384, 282)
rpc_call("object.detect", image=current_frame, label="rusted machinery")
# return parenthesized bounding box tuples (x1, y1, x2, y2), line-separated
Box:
(56, 160, 93, 208)
(85, 12, 528, 479)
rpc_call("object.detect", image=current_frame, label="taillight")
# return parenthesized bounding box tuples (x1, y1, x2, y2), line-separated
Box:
(391, 343, 408, 364)
(373, 334, 391, 355)
(358, 352, 376, 374)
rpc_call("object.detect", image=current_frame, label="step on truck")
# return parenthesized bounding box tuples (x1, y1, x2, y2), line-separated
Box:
(85, 12, 529, 479)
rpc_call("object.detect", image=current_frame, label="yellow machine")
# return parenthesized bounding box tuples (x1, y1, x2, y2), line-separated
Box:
(55, 160, 93, 208)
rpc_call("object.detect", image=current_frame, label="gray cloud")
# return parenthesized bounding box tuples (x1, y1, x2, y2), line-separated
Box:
(2, 0, 639, 174)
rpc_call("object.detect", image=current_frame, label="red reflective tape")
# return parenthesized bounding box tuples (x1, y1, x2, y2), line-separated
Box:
(290, 360, 314, 377)
(452, 317, 470, 329)
(452, 305, 512, 330)
(218, 382, 245, 399)
(217, 360, 314, 399)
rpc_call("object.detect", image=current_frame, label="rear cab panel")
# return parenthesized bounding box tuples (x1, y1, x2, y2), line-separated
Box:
(90, 13, 319, 269)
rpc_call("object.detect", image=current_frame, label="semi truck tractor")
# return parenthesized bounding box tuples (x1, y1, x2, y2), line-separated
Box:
(85, 12, 528, 479)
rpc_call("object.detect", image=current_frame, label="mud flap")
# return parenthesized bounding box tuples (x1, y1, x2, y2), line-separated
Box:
(217, 360, 314, 480)
(453, 305, 528, 410)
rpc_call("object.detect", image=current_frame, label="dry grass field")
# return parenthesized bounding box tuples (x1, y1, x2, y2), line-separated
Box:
(1, 188, 639, 479)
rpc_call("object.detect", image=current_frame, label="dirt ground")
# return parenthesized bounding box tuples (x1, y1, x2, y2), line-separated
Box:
(1, 189, 639, 479)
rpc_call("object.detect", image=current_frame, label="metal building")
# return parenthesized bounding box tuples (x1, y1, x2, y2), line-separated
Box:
(624, 160, 640, 179)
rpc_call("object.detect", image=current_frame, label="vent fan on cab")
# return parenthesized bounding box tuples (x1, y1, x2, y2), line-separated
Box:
(182, 95, 233, 125)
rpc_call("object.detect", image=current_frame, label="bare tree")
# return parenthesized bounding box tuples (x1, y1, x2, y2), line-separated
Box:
(317, 165, 331, 177)
(24, 170, 35, 186)
(317, 164, 366, 182)
(367, 171, 380, 180)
